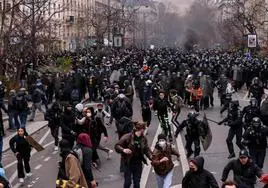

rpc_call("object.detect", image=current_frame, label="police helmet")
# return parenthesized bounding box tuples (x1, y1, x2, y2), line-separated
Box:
(252, 117, 261, 128)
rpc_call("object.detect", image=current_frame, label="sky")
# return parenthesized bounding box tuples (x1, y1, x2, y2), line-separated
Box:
(157, 0, 194, 13)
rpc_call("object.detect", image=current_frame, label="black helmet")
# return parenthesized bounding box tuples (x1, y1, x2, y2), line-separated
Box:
(252, 117, 261, 129)
(188, 111, 198, 119)
(229, 100, 239, 111)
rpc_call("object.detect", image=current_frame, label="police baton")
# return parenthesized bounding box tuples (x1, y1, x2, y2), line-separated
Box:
(206, 118, 219, 125)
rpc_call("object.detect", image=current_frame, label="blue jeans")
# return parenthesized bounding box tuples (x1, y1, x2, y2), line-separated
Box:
(124, 162, 142, 188)
(156, 169, 173, 188)
(8, 111, 20, 129)
(19, 111, 28, 128)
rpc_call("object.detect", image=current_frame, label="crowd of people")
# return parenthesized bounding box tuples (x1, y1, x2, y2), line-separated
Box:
(0, 48, 267, 188)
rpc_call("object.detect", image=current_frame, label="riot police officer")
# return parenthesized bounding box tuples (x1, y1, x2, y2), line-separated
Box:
(242, 117, 268, 169)
(248, 77, 264, 106)
(219, 101, 245, 159)
(175, 111, 207, 158)
(242, 98, 260, 129)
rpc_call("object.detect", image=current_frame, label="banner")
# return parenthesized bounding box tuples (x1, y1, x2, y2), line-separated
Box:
(248, 34, 257, 48)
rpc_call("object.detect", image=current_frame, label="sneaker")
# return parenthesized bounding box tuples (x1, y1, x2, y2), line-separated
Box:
(107, 150, 113, 160)
(26, 173, 32, 177)
(54, 146, 59, 151)
(19, 178, 24, 183)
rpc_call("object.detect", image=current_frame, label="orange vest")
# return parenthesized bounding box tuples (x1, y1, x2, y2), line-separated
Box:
(190, 88, 203, 101)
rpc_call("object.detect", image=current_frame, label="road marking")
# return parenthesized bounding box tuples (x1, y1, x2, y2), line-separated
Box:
(13, 183, 20, 188)
(34, 164, 42, 170)
(44, 156, 51, 162)
(140, 123, 162, 188)
(170, 184, 182, 188)
(173, 124, 189, 176)
(52, 150, 58, 154)
(9, 129, 51, 185)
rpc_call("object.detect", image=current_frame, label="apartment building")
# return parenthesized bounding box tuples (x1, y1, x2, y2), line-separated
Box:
(0, 0, 96, 52)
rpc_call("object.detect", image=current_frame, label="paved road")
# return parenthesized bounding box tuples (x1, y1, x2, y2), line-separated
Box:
(3, 89, 268, 188)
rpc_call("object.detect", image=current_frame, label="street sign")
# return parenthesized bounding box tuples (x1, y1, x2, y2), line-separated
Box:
(248, 34, 257, 48)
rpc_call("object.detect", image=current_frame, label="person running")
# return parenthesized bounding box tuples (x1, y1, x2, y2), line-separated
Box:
(151, 133, 180, 188)
(115, 122, 152, 188)
(182, 156, 219, 188)
(9, 128, 32, 184)
(221, 150, 263, 188)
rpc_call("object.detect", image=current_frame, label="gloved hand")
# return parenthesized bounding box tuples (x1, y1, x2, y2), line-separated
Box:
(70, 131, 77, 137)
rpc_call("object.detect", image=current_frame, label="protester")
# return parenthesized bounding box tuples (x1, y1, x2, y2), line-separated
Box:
(9, 128, 32, 183)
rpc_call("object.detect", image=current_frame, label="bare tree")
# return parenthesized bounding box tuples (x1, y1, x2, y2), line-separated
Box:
(0, 0, 67, 83)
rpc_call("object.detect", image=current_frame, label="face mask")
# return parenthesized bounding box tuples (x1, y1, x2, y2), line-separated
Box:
(189, 167, 196, 172)
(158, 140, 166, 149)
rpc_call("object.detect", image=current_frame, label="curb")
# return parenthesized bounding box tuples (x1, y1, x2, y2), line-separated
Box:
(3, 123, 48, 153)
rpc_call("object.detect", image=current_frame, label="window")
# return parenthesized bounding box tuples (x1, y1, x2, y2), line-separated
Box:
(6, 3, 11, 12)
(48, 2, 51, 15)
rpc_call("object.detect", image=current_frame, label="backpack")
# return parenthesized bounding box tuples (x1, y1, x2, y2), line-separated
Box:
(8, 95, 17, 109)
(72, 145, 83, 165)
(117, 117, 133, 135)
(71, 89, 80, 102)
(260, 99, 268, 116)
(16, 95, 28, 111)
(115, 100, 126, 117)
(31, 89, 42, 103)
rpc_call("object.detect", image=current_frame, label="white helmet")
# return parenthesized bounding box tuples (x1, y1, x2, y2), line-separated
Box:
(145, 80, 152, 86)
(118, 93, 126, 99)
(75, 103, 84, 112)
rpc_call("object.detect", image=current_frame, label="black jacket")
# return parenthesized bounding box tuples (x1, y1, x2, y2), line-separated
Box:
(221, 158, 263, 186)
(182, 156, 219, 188)
(45, 105, 61, 127)
(153, 98, 172, 115)
(60, 110, 76, 137)
(9, 135, 31, 157)
(242, 126, 268, 149)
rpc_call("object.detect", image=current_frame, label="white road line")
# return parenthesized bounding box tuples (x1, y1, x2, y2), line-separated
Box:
(13, 183, 20, 188)
(170, 184, 182, 188)
(140, 123, 162, 188)
(34, 164, 42, 170)
(44, 156, 51, 162)
(9, 129, 51, 185)
(173, 122, 189, 176)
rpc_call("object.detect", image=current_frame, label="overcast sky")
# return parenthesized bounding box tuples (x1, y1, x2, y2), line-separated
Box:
(157, 0, 194, 13)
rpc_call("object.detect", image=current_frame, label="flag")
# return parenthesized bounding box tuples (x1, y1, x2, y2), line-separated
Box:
(201, 113, 212, 151)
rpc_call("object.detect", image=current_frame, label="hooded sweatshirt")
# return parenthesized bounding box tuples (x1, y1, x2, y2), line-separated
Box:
(76, 133, 94, 182)
(182, 156, 219, 188)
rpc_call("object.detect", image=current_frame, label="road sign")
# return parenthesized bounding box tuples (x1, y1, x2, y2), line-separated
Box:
(248, 34, 257, 48)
